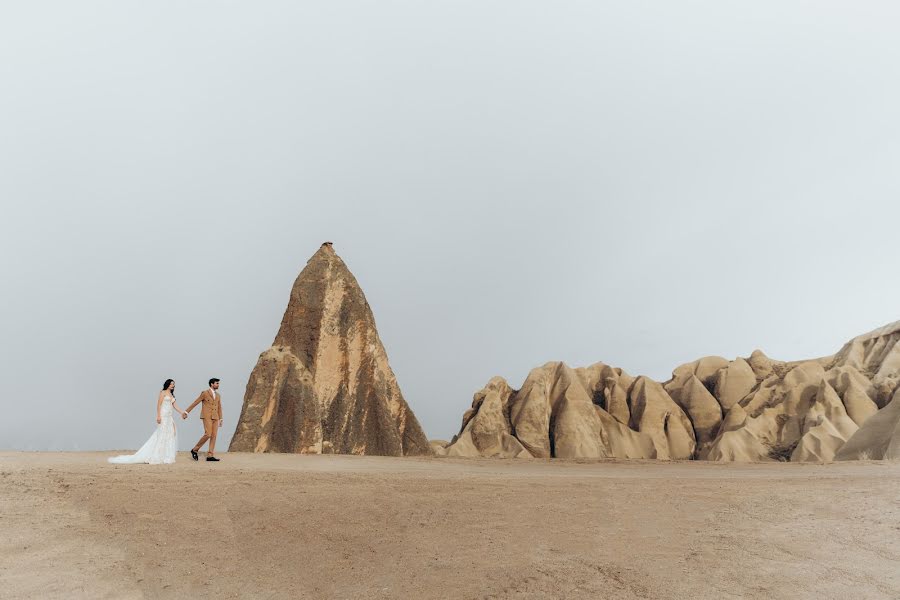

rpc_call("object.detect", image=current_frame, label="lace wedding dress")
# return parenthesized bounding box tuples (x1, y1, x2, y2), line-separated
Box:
(108, 395, 179, 464)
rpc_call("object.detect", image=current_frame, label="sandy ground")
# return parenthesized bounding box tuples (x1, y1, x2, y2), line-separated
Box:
(0, 453, 898, 600)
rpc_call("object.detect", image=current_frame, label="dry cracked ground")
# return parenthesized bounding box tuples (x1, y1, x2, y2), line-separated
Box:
(1, 452, 898, 599)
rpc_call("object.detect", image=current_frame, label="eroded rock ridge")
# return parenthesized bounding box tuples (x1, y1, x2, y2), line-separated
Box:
(441, 321, 900, 461)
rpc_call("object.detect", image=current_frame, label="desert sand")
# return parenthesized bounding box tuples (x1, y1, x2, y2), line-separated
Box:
(1, 452, 898, 599)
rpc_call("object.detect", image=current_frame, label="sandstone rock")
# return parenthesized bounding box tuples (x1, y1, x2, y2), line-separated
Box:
(790, 381, 859, 462)
(747, 350, 775, 380)
(705, 405, 771, 462)
(835, 388, 900, 460)
(448, 377, 532, 458)
(594, 408, 657, 459)
(507, 363, 558, 458)
(448, 321, 900, 462)
(713, 358, 757, 410)
(842, 381, 880, 426)
(831, 321, 900, 407)
(430, 440, 450, 456)
(791, 417, 846, 463)
(628, 377, 695, 460)
(715, 362, 822, 459)
(550, 365, 611, 459)
(671, 356, 729, 386)
(810, 380, 858, 440)
(666, 357, 728, 408)
(676, 375, 723, 458)
(825, 366, 879, 427)
(718, 402, 749, 434)
(444, 361, 656, 460)
(510, 362, 627, 459)
(469, 377, 517, 455)
(229, 244, 431, 456)
(706, 430, 771, 462)
(230, 347, 317, 453)
(444, 431, 478, 457)
(602, 377, 631, 425)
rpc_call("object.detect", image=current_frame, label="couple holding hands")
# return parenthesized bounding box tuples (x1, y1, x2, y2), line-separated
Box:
(108, 378, 224, 465)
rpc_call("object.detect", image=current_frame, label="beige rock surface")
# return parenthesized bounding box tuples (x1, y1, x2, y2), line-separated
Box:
(448, 377, 532, 459)
(673, 375, 722, 458)
(827, 366, 880, 425)
(790, 381, 859, 462)
(429, 440, 450, 456)
(628, 377, 696, 460)
(447, 361, 658, 460)
(508, 363, 558, 458)
(747, 349, 776, 379)
(705, 405, 771, 462)
(671, 356, 729, 386)
(713, 358, 757, 410)
(836, 389, 900, 460)
(791, 416, 846, 463)
(229, 244, 431, 456)
(603, 376, 631, 425)
(447, 321, 900, 461)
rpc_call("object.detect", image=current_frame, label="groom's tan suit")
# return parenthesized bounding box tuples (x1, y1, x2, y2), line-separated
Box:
(187, 389, 223, 454)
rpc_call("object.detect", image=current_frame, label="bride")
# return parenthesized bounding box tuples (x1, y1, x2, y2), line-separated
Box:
(109, 379, 187, 464)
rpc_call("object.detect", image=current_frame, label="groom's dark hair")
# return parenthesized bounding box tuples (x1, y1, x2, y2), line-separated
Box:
(209, 378, 220, 386)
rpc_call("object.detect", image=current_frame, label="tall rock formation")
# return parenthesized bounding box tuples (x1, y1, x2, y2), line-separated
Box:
(229, 243, 431, 456)
(442, 321, 900, 462)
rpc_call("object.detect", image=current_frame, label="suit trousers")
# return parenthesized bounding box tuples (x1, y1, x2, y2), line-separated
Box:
(194, 417, 219, 454)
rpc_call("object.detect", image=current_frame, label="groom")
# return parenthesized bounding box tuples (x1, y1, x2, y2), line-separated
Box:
(186, 378, 223, 462)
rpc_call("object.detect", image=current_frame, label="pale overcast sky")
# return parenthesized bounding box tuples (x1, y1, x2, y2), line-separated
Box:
(1, 2, 899, 451)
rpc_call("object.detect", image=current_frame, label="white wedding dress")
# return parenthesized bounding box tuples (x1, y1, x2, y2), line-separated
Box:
(109, 395, 179, 464)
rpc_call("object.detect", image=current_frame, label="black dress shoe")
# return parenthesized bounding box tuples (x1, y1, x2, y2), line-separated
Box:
(206, 456, 220, 462)
(191, 450, 199, 461)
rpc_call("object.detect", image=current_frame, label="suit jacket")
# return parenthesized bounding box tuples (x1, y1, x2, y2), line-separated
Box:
(188, 389, 222, 421)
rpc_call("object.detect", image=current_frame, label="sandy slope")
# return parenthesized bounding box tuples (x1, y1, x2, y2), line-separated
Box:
(1, 453, 898, 600)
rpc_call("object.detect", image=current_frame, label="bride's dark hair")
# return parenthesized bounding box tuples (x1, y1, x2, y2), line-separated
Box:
(162, 379, 175, 396)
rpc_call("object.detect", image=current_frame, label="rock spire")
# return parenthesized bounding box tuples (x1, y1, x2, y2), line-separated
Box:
(229, 243, 431, 456)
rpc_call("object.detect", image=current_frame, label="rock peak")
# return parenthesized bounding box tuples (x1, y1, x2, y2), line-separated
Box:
(308, 241, 340, 264)
(849, 319, 900, 343)
(230, 246, 431, 456)
(275, 245, 365, 357)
